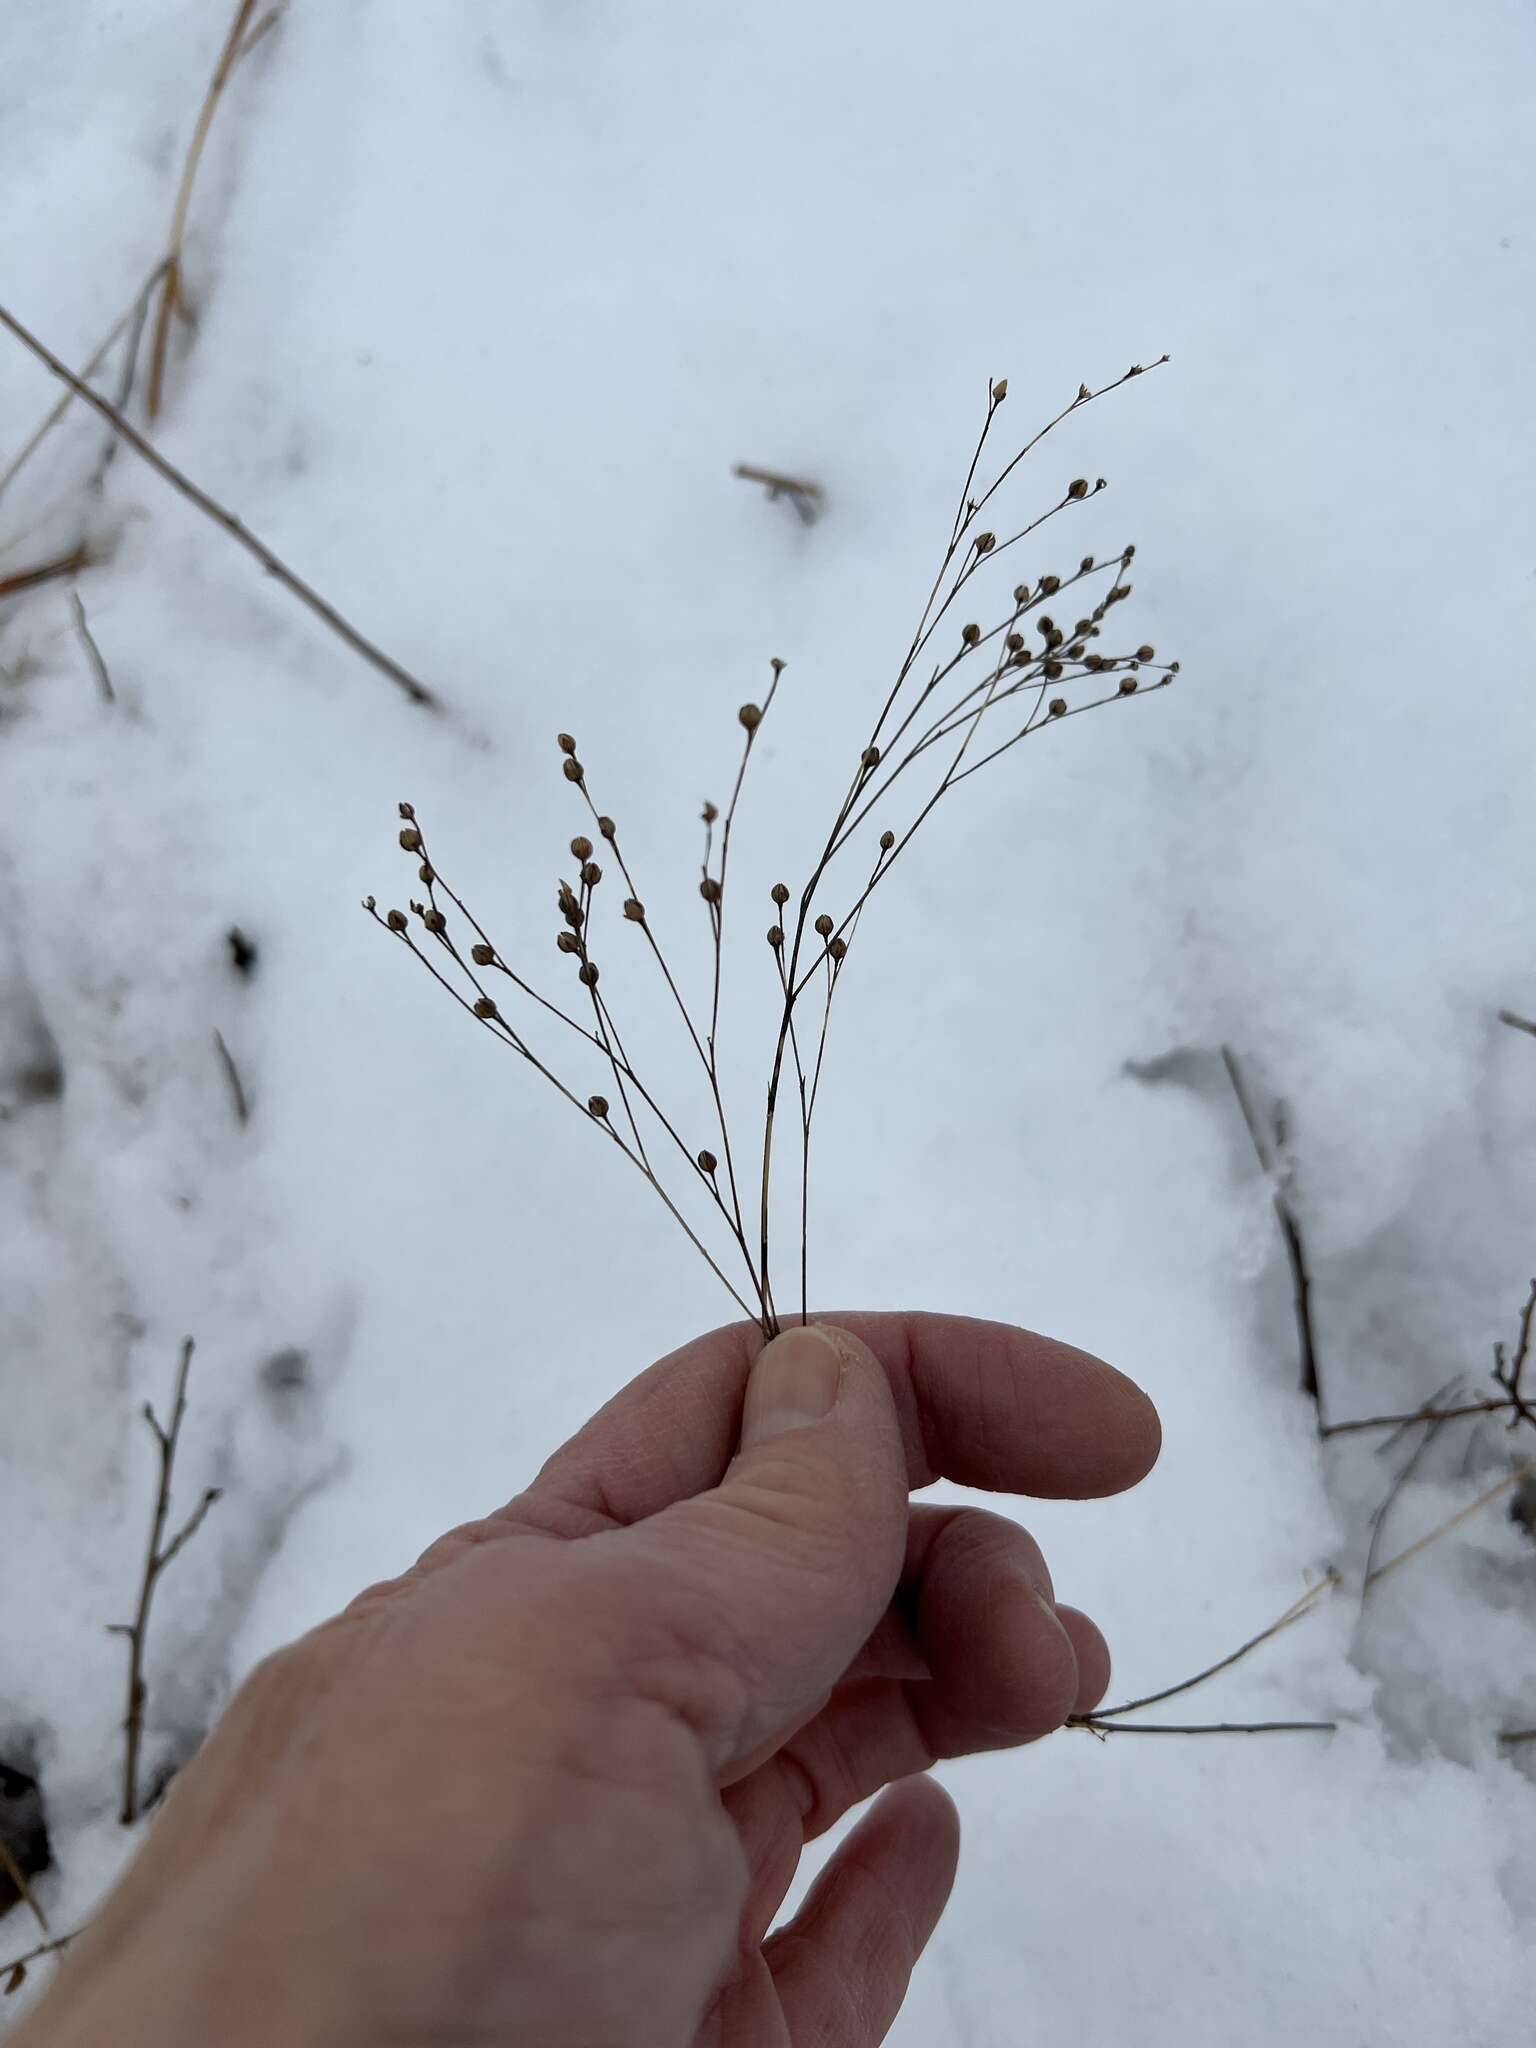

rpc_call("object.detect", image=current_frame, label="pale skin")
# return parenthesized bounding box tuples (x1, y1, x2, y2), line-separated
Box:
(15, 1311, 1160, 2047)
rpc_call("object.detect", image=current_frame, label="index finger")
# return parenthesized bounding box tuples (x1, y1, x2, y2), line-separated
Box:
(520, 1310, 1159, 1530)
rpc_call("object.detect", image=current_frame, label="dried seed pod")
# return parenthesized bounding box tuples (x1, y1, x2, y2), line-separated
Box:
(1108, 583, 1131, 603)
(1006, 632, 1024, 652)
(828, 936, 848, 961)
(422, 908, 446, 934)
(1040, 574, 1060, 595)
(558, 881, 583, 928)
(1085, 654, 1106, 671)
(961, 623, 981, 645)
(418, 863, 434, 884)
(1079, 556, 1094, 574)
(562, 757, 584, 783)
(1119, 676, 1139, 695)
(767, 924, 784, 947)
(1075, 618, 1092, 636)
(697, 1149, 718, 1173)
(557, 732, 577, 754)
(1136, 644, 1155, 662)
(879, 829, 895, 851)
(1045, 659, 1064, 679)
(771, 882, 789, 906)
(570, 835, 593, 860)
(814, 913, 834, 937)
(474, 995, 499, 1019)
(1013, 582, 1031, 603)
(399, 827, 422, 852)
(1068, 643, 1086, 661)
(1046, 627, 1064, 649)
(991, 376, 1008, 401)
(556, 930, 580, 953)
(598, 815, 617, 839)
(588, 1095, 609, 1118)
(398, 801, 416, 820)
(974, 531, 995, 553)
(1068, 478, 1089, 499)
(386, 908, 408, 932)
(701, 801, 718, 824)
(581, 861, 602, 887)
(1122, 544, 1136, 562)
(364, 895, 377, 911)
(739, 703, 762, 730)
(471, 942, 495, 965)
(1048, 697, 1067, 717)
(700, 877, 722, 904)
(623, 898, 646, 922)
(578, 961, 599, 986)
(861, 745, 881, 768)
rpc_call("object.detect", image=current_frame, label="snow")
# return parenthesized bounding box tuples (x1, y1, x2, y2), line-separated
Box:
(2, 0, 1535, 2038)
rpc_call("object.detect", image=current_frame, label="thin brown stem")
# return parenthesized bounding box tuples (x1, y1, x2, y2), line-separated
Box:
(0, 302, 439, 710)
(146, 0, 262, 421)
(1364, 1461, 1536, 1592)
(1223, 1048, 1323, 1424)
(0, 548, 89, 602)
(1498, 1009, 1536, 1040)
(0, 263, 169, 505)
(1090, 1572, 1338, 1721)
(112, 1340, 222, 1826)
(1074, 1716, 1337, 1737)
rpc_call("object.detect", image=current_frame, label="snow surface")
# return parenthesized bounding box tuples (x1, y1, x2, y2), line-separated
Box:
(2, 0, 1535, 2039)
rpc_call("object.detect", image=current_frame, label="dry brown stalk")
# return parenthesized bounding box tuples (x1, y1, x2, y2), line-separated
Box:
(1363, 1459, 1536, 1593)
(1077, 1571, 1339, 1727)
(145, 0, 263, 421)
(732, 463, 823, 524)
(1498, 1009, 1536, 1040)
(0, 548, 90, 603)
(1323, 1277, 1536, 1440)
(372, 367, 1176, 1333)
(0, 300, 439, 710)
(108, 1340, 222, 1827)
(0, 1930, 77, 1999)
(0, 262, 169, 506)
(0, 1840, 47, 1936)
(1222, 1047, 1323, 1423)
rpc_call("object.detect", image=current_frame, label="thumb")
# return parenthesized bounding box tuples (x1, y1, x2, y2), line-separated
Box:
(616, 1322, 910, 1775)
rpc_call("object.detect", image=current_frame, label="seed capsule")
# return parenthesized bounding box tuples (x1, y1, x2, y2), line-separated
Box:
(474, 995, 499, 1018)
(471, 942, 495, 964)
(588, 1095, 609, 1118)
(697, 1149, 718, 1173)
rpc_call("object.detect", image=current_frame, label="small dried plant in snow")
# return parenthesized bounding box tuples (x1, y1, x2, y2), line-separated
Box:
(367, 365, 1178, 1337)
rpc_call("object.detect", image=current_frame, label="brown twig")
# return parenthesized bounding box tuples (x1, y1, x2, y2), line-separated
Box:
(0, 548, 89, 604)
(732, 463, 823, 525)
(1499, 1727, 1536, 1746)
(1075, 1717, 1337, 1737)
(108, 1340, 222, 1826)
(0, 1839, 47, 1935)
(145, 0, 262, 421)
(1083, 1572, 1338, 1723)
(1, 1930, 77, 1998)
(1498, 1009, 1536, 1040)
(1323, 1279, 1536, 1439)
(212, 1029, 249, 1124)
(1222, 1047, 1323, 1424)
(1492, 1277, 1536, 1432)
(0, 302, 440, 711)
(0, 264, 169, 506)
(1363, 1461, 1536, 1593)
(69, 591, 115, 704)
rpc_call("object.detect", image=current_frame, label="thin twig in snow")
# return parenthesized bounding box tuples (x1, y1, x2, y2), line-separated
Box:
(0, 302, 441, 711)
(108, 1340, 222, 1826)
(0, 549, 89, 604)
(1222, 1045, 1323, 1425)
(69, 591, 115, 703)
(145, 0, 263, 421)
(212, 1029, 249, 1125)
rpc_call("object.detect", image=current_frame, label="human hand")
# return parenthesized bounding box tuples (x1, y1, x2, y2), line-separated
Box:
(16, 1313, 1158, 2047)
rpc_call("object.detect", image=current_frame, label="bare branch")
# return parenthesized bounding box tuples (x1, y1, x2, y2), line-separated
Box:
(0, 301, 440, 711)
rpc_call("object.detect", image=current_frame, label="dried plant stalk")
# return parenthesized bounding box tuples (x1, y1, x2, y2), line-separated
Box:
(370, 367, 1178, 1334)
